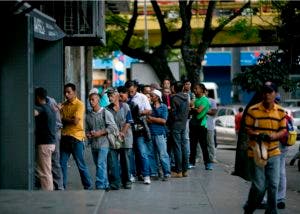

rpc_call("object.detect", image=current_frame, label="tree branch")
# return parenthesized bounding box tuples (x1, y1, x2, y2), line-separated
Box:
(121, 0, 151, 61)
(211, 1, 251, 38)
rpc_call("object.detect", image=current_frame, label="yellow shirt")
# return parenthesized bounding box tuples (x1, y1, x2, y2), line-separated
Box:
(61, 97, 85, 141)
(245, 102, 286, 158)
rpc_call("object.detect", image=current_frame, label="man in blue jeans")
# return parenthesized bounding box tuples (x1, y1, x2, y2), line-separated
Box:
(60, 83, 92, 190)
(169, 81, 189, 178)
(243, 82, 286, 214)
(147, 89, 171, 181)
(125, 80, 153, 184)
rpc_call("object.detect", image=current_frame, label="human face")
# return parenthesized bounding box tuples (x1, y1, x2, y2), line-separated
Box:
(108, 93, 118, 104)
(119, 92, 128, 102)
(163, 88, 171, 97)
(162, 80, 171, 89)
(183, 81, 191, 92)
(193, 85, 204, 97)
(143, 86, 151, 95)
(127, 85, 137, 97)
(89, 94, 100, 109)
(262, 91, 276, 105)
(64, 87, 76, 101)
(150, 93, 159, 103)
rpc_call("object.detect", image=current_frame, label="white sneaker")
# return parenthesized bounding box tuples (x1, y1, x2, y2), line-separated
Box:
(130, 174, 136, 183)
(143, 176, 151, 184)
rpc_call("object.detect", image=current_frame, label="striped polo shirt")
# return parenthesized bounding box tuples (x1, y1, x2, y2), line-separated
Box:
(245, 102, 286, 158)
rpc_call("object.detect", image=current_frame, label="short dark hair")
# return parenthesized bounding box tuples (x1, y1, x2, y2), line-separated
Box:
(125, 80, 138, 88)
(238, 107, 244, 112)
(117, 86, 128, 94)
(64, 83, 76, 91)
(194, 83, 206, 91)
(172, 81, 183, 93)
(35, 87, 47, 100)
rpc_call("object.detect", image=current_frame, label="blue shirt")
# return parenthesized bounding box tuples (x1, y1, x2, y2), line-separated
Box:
(148, 103, 168, 136)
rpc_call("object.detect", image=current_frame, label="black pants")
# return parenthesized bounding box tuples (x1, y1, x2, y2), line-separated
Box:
(189, 123, 211, 166)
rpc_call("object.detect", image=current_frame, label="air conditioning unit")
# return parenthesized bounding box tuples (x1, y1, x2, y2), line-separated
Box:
(62, 1, 105, 45)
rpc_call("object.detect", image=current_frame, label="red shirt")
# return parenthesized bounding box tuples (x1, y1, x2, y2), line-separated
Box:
(235, 112, 243, 132)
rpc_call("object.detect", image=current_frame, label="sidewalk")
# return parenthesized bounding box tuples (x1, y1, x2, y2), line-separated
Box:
(0, 156, 299, 213)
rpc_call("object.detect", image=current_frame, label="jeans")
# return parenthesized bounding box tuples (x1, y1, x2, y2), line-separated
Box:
(172, 128, 188, 173)
(189, 123, 211, 166)
(207, 129, 216, 161)
(60, 137, 92, 190)
(108, 148, 132, 187)
(92, 147, 109, 189)
(136, 136, 152, 177)
(278, 145, 288, 202)
(245, 155, 280, 214)
(52, 131, 64, 190)
(185, 119, 190, 159)
(147, 139, 159, 176)
(151, 135, 171, 176)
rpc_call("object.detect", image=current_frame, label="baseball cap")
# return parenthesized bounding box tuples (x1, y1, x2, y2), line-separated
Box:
(152, 89, 162, 101)
(106, 87, 118, 95)
(150, 82, 162, 90)
(262, 82, 277, 93)
(89, 88, 99, 95)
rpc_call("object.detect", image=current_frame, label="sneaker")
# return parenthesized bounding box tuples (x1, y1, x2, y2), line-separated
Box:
(124, 183, 132, 189)
(182, 171, 188, 177)
(188, 164, 195, 169)
(130, 175, 136, 183)
(171, 172, 182, 178)
(290, 158, 296, 166)
(277, 202, 285, 209)
(205, 163, 213, 170)
(162, 175, 170, 181)
(143, 176, 151, 184)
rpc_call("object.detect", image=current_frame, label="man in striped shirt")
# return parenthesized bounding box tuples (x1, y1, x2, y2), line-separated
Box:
(243, 82, 286, 214)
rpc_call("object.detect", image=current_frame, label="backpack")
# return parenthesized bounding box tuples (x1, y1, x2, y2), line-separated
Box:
(280, 115, 297, 146)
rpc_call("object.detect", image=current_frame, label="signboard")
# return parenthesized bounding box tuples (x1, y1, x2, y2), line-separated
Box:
(30, 10, 65, 41)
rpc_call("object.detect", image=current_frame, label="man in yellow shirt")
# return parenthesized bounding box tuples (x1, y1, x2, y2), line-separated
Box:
(243, 82, 286, 214)
(60, 83, 92, 190)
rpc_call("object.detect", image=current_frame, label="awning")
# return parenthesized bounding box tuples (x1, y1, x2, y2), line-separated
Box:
(29, 9, 65, 41)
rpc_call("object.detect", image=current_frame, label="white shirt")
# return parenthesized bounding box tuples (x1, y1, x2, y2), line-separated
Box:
(131, 92, 152, 112)
(207, 98, 217, 131)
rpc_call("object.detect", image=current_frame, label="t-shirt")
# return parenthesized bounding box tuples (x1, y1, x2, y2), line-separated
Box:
(194, 96, 210, 127)
(207, 98, 217, 131)
(35, 103, 56, 145)
(148, 103, 168, 136)
(61, 97, 85, 141)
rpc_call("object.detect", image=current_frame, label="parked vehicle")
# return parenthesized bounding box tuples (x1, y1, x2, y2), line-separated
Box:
(202, 82, 220, 104)
(215, 115, 237, 145)
(216, 105, 244, 117)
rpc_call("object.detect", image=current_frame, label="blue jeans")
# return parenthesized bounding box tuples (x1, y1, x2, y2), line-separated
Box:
(172, 128, 188, 173)
(60, 136, 92, 190)
(245, 155, 280, 214)
(147, 139, 159, 176)
(136, 136, 152, 177)
(152, 135, 171, 176)
(107, 148, 132, 188)
(92, 147, 109, 189)
(278, 145, 288, 202)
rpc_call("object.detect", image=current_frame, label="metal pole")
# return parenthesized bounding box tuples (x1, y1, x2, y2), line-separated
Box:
(144, 0, 149, 52)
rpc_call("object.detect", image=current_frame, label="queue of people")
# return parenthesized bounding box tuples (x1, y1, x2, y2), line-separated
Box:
(33, 79, 219, 191)
(33, 79, 292, 214)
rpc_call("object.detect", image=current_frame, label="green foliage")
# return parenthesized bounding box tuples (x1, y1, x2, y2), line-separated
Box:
(233, 50, 297, 93)
(229, 19, 259, 40)
(93, 13, 144, 58)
